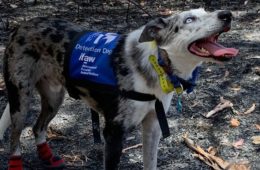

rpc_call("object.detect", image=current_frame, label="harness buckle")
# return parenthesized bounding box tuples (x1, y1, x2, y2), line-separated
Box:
(175, 84, 183, 95)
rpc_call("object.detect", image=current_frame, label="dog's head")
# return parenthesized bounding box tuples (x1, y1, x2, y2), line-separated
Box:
(139, 9, 239, 64)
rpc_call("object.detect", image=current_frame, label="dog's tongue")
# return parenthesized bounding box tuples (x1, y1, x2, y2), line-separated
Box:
(200, 41, 239, 57)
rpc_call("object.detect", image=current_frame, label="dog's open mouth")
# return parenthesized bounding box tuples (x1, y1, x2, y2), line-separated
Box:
(188, 32, 239, 61)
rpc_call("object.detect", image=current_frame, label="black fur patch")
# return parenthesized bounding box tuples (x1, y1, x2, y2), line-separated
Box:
(89, 90, 119, 120)
(42, 42, 46, 47)
(52, 20, 67, 30)
(56, 51, 63, 63)
(38, 17, 48, 21)
(26, 91, 30, 96)
(23, 48, 41, 61)
(47, 46, 54, 56)
(3, 56, 21, 114)
(23, 26, 30, 29)
(18, 82, 23, 89)
(10, 28, 18, 41)
(113, 37, 129, 76)
(41, 28, 53, 36)
(175, 26, 179, 33)
(47, 104, 54, 113)
(103, 122, 124, 169)
(17, 36, 26, 46)
(50, 33, 64, 43)
(63, 42, 70, 49)
(118, 61, 129, 76)
(68, 31, 79, 40)
(6, 82, 21, 114)
(34, 17, 48, 27)
(6, 47, 14, 56)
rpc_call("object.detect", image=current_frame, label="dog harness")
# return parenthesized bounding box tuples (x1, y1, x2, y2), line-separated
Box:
(64, 32, 199, 140)
(69, 31, 120, 86)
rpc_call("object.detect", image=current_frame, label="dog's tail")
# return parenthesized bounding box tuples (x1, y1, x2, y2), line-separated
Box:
(0, 103, 11, 140)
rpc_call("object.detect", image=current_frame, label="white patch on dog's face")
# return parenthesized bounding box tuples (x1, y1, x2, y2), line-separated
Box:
(127, 8, 238, 81)
(162, 9, 216, 60)
(158, 8, 237, 79)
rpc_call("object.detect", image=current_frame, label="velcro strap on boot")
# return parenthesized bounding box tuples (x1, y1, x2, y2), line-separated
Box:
(37, 142, 53, 160)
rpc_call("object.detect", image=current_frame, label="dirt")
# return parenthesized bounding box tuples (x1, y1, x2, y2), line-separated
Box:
(0, 0, 259, 169)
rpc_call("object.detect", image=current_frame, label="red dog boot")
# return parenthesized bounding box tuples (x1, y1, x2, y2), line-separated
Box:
(8, 156, 23, 170)
(37, 142, 65, 169)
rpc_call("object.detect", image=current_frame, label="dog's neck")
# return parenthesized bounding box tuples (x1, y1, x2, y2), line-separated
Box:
(163, 49, 202, 80)
(124, 28, 201, 95)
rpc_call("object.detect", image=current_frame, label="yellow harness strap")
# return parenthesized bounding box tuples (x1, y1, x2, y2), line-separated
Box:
(149, 41, 183, 94)
(149, 55, 174, 93)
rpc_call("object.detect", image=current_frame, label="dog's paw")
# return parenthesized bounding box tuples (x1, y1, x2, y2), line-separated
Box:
(37, 142, 66, 169)
(8, 156, 23, 170)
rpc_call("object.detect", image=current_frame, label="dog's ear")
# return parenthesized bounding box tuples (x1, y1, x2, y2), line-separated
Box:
(139, 18, 168, 43)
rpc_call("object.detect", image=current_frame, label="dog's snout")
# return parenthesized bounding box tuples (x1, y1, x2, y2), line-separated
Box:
(218, 11, 232, 22)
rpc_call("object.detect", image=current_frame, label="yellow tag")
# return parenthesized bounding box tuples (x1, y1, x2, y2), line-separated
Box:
(175, 86, 183, 95)
(150, 40, 157, 49)
(149, 55, 174, 93)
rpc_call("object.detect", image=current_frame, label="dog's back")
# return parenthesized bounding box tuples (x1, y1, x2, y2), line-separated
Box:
(4, 17, 84, 87)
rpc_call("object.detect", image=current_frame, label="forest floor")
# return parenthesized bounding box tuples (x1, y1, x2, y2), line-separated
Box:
(0, 0, 259, 169)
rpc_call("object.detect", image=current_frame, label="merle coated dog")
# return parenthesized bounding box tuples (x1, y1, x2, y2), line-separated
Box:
(0, 8, 238, 170)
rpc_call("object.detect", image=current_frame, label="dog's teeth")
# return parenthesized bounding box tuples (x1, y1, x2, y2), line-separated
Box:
(200, 47, 210, 55)
(201, 48, 207, 52)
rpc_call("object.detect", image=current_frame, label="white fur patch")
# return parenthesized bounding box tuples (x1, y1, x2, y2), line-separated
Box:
(0, 104, 11, 140)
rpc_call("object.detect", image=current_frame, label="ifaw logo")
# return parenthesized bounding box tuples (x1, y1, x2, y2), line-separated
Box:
(85, 32, 118, 45)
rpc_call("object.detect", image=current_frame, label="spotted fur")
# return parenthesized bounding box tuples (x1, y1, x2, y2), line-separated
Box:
(0, 9, 234, 170)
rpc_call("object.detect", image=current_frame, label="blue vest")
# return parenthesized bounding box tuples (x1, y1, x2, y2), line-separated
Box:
(68, 32, 121, 87)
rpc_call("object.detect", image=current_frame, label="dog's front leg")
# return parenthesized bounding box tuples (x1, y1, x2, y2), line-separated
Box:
(142, 111, 161, 170)
(103, 121, 125, 170)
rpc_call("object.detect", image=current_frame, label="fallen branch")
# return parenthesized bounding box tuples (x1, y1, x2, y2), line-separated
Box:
(251, 136, 260, 145)
(62, 153, 84, 165)
(127, 0, 152, 18)
(203, 96, 256, 119)
(204, 97, 234, 118)
(183, 133, 250, 170)
(122, 143, 142, 153)
(255, 124, 260, 130)
(0, 78, 5, 90)
(183, 133, 229, 169)
(47, 128, 67, 141)
(241, 103, 256, 115)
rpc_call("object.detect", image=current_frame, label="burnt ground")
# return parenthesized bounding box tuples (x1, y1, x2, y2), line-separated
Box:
(0, 0, 259, 169)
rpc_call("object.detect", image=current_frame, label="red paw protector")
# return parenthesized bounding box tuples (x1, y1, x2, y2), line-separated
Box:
(37, 142, 65, 169)
(8, 156, 23, 170)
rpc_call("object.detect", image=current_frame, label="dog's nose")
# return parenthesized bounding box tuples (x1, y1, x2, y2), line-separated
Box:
(218, 11, 232, 22)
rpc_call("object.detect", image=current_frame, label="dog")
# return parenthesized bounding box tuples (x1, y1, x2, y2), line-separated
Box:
(0, 8, 238, 170)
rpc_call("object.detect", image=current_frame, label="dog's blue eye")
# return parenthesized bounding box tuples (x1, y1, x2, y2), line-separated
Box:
(185, 17, 195, 24)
